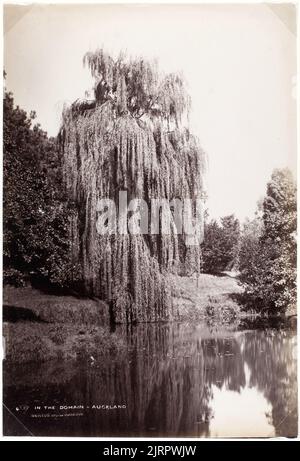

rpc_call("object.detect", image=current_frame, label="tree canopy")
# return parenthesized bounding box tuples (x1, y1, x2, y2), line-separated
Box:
(201, 214, 240, 274)
(82, 49, 190, 125)
(3, 91, 77, 288)
(239, 169, 296, 314)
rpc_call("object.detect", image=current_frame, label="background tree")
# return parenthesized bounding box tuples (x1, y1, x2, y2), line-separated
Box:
(239, 216, 263, 277)
(239, 169, 296, 314)
(3, 90, 78, 288)
(201, 214, 240, 274)
(220, 215, 240, 270)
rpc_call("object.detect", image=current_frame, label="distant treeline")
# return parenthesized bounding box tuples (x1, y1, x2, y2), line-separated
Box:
(201, 168, 296, 314)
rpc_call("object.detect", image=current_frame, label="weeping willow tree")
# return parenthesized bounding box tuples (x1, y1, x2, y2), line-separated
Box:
(59, 50, 206, 322)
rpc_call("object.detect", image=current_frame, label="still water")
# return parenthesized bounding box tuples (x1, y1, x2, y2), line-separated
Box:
(3, 320, 297, 437)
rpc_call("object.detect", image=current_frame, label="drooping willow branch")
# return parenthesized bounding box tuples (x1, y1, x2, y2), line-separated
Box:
(83, 49, 191, 125)
(59, 50, 206, 322)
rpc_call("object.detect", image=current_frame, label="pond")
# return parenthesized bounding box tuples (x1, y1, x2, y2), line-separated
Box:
(3, 319, 297, 438)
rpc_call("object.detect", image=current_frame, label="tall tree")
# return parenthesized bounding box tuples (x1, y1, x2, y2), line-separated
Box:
(220, 215, 240, 270)
(59, 50, 206, 322)
(240, 169, 296, 314)
(201, 214, 240, 273)
(3, 91, 76, 287)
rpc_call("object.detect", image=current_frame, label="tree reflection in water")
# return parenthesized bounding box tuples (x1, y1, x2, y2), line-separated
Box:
(3, 321, 297, 437)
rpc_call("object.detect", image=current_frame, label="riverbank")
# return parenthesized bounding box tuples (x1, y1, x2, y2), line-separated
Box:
(171, 273, 244, 321)
(3, 286, 125, 363)
(3, 274, 294, 363)
(3, 274, 244, 363)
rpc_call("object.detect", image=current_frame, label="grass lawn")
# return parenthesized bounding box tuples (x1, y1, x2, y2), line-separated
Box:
(3, 286, 125, 363)
(171, 273, 244, 321)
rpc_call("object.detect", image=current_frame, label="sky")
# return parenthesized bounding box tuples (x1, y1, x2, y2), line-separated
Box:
(4, 3, 297, 221)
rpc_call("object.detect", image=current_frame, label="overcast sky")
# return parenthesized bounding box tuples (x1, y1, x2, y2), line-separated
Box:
(4, 3, 297, 221)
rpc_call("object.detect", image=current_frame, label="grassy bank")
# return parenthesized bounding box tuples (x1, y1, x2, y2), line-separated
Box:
(172, 273, 244, 321)
(3, 286, 125, 363)
(3, 286, 109, 325)
(3, 322, 126, 363)
(4, 273, 283, 364)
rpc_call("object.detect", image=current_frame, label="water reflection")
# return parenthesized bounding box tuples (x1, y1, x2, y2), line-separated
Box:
(3, 321, 297, 437)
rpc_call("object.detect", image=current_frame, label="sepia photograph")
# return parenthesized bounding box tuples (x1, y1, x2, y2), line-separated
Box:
(1, 2, 298, 439)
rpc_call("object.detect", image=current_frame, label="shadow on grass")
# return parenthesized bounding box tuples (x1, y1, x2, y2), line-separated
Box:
(227, 293, 297, 330)
(228, 292, 267, 314)
(229, 292, 251, 306)
(30, 277, 97, 300)
(3, 305, 47, 323)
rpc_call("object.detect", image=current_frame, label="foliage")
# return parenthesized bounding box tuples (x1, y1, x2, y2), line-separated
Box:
(239, 217, 262, 278)
(83, 49, 190, 125)
(3, 91, 78, 287)
(239, 169, 296, 314)
(201, 214, 240, 273)
(59, 50, 206, 322)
